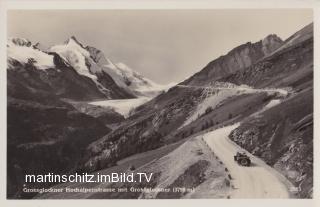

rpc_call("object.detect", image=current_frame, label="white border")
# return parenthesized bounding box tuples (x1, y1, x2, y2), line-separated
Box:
(0, 1, 319, 207)
(2, 0, 319, 9)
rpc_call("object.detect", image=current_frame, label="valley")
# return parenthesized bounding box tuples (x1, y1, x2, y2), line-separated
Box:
(7, 23, 313, 199)
(89, 97, 152, 118)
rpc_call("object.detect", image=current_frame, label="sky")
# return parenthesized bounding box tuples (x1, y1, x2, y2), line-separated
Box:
(8, 9, 312, 84)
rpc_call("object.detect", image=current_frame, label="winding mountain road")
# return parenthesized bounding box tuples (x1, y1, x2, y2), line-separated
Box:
(203, 124, 293, 198)
(177, 84, 289, 96)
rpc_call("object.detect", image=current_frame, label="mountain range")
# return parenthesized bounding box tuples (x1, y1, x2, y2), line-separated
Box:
(8, 36, 164, 101)
(7, 23, 313, 199)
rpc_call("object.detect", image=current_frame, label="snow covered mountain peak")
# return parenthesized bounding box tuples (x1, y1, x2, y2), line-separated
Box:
(64, 36, 85, 47)
(7, 37, 55, 70)
(7, 37, 32, 47)
(50, 37, 96, 80)
(7, 36, 166, 98)
(83, 45, 166, 97)
(51, 37, 166, 97)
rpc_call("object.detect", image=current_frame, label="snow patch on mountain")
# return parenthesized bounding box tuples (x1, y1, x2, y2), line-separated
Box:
(7, 38, 54, 70)
(251, 99, 281, 117)
(50, 37, 97, 80)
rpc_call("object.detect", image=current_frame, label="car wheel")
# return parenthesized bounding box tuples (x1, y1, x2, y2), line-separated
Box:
(240, 159, 248, 166)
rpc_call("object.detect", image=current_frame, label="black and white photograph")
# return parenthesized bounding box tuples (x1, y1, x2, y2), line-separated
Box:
(3, 4, 316, 203)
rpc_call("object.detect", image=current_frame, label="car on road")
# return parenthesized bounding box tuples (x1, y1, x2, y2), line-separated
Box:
(234, 152, 251, 166)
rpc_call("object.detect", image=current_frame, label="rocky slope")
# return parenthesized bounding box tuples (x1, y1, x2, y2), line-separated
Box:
(229, 88, 313, 198)
(37, 137, 231, 199)
(182, 34, 283, 86)
(219, 32, 313, 89)
(80, 86, 204, 172)
(88, 137, 231, 199)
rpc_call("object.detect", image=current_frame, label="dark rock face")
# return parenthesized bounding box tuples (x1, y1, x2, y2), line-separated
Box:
(8, 37, 32, 47)
(261, 34, 283, 55)
(182, 35, 283, 86)
(84, 46, 136, 98)
(6, 81, 115, 199)
(7, 98, 111, 199)
(94, 69, 135, 99)
(85, 45, 106, 63)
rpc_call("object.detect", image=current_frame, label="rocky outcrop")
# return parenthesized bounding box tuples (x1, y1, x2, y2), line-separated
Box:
(261, 34, 283, 55)
(8, 37, 32, 47)
(219, 34, 313, 90)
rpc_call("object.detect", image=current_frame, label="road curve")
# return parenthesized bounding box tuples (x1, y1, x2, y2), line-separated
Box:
(176, 84, 289, 96)
(203, 124, 293, 198)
